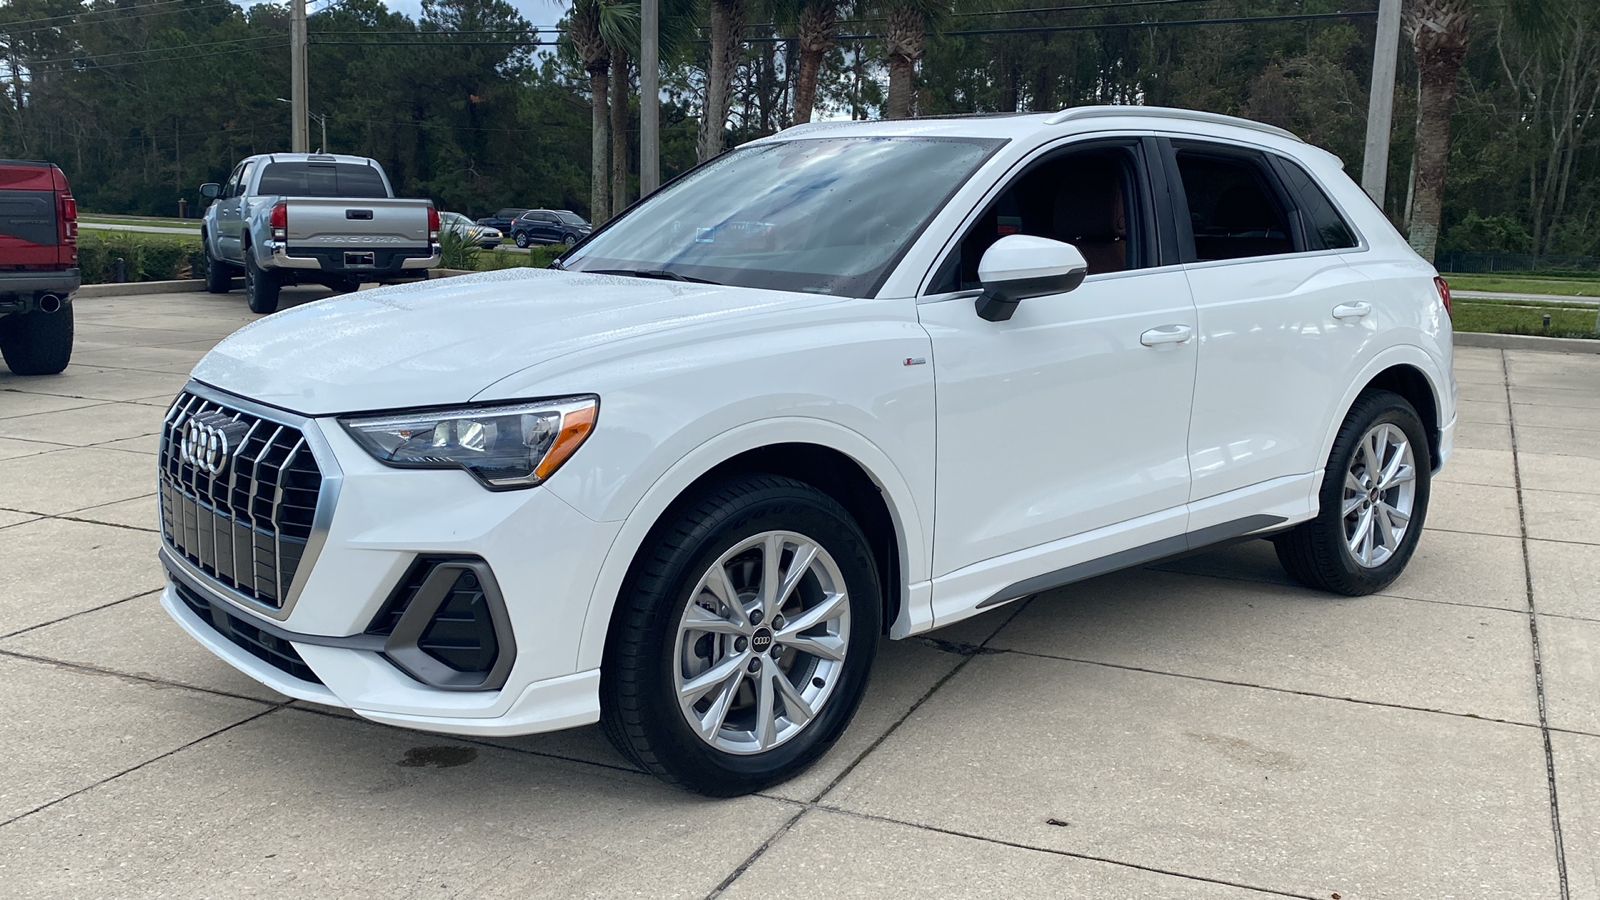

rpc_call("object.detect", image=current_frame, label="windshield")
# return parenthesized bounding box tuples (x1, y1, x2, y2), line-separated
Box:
(563, 137, 1002, 297)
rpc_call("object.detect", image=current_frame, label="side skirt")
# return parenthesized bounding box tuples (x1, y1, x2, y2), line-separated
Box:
(974, 514, 1287, 610)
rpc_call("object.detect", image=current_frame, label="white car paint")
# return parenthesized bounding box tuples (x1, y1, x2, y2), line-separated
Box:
(161, 107, 1454, 737)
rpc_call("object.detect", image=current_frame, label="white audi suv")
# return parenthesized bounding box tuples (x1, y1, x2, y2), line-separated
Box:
(158, 107, 1455, 795)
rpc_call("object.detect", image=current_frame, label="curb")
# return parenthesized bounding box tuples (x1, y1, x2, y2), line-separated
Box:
(77, 279, 206, 298)
(1454, 331, 1600, 354)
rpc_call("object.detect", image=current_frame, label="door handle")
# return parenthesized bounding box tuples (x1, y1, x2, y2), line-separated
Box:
(1333, 301, 1372, 319)
(1140, 324, 1193, 347)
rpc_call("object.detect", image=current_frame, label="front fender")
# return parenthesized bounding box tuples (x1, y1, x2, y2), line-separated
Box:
(565, 417, 934, 673)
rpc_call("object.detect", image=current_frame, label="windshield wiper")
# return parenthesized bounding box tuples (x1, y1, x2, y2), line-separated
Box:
(585, 267, 722, 285)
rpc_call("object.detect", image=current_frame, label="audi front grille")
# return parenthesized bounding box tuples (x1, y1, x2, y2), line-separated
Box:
(158, 391, 323, 609)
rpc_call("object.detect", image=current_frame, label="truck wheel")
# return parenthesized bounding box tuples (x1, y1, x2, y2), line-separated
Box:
(0, 304, 74, 376)
(203, 241, 234, 294)
(244, 252, 281, 315)
(1273, 390, 1432, 595)
(514, 232, 530, 249)
(600, 475, 881, 796)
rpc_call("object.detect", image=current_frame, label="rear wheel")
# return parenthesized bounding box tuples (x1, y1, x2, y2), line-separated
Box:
(601, 475, 880, 796)
(202, 236, 234, 294)
(514, 231, 530, 249)
(562, 233, 578, 246)
(244, 251, 281, 314)
(1274, 389, 1431, 595)
(0, 303, 74, 375)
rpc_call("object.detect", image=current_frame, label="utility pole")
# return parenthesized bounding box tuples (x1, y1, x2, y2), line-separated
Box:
(290, 0, 309, 153)
(1361, 0, 1402, 206)
(639, 0, 660, 196)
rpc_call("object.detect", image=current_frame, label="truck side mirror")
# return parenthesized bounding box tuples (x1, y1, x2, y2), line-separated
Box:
(199, 183, 221, 200)
(973, 235, 1090, 323)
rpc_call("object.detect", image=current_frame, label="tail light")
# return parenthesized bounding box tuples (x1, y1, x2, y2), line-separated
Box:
(59, 194, 77, 247)
(427, 205, 440, 243)
(269, 201, 288, 242)
(1433, 276, 1452, 319)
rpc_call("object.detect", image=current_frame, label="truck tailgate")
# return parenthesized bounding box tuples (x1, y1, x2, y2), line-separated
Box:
(284, 197, 430, 249)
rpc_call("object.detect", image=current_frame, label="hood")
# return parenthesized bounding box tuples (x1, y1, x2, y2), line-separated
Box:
(192, 268, 825, 415)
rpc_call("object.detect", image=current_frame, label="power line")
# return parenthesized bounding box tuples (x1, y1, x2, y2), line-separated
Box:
(28, 34, 280, 66)
(67, 40, 286, 70)
(0, 0, 195, 30)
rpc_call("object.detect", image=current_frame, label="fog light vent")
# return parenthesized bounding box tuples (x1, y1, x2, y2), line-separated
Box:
(368, 556, 516, 691)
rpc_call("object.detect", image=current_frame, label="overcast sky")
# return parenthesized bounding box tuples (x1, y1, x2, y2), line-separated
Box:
(243, 0, 571, 28)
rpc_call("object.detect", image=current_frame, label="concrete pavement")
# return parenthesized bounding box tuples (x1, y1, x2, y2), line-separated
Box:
(0, 288, 1596, 898)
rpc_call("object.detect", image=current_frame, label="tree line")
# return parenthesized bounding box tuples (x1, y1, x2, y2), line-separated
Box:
(1, 0, 1595, 261)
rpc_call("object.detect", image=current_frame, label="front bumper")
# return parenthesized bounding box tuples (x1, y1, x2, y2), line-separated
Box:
(159, 389, 624, 736)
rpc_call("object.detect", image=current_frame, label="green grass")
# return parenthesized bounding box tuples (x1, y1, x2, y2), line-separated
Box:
(464, 245, 564, 271)
(80, 225, 200, 246)
(1453, 297, 1600, 339)
(1444, 273, 1600, 297)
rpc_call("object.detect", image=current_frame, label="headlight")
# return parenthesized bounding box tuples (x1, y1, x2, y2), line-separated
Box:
(340, 396, 598, 491)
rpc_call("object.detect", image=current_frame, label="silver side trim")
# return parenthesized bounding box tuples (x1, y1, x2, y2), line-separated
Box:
(164, 381, 344, 622)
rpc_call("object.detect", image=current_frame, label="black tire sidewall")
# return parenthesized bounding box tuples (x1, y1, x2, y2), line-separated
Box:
(611, 481, 880, 795)
(244, 252, 279, 314)
(515, 232, 529, 248)
(1316, 393, 1433, 589)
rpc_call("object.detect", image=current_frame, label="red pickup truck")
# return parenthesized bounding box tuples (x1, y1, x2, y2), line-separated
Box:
(0, 159, 79, 375)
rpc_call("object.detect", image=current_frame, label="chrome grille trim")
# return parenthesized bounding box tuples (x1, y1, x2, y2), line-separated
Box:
(157, 381, 344, 622)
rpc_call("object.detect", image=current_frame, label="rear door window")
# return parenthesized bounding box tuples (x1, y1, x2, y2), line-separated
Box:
(1173, 149, 1294, 261)
(256, 162, 389, 198)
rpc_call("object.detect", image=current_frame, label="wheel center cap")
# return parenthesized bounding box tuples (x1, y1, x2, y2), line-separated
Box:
(751, 628, 774, 654)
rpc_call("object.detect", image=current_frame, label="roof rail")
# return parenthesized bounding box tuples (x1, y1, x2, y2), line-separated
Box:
(1042, 106, 1302, 142)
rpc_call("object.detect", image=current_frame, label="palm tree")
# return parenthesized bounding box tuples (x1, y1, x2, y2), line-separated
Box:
(1403, 0, 1472, 261)
(568, 0, 637, 225)
(793, 0, 844, 124)
(881, 0, 942, 119)
(698, 0, 749, 161)
(611, 47, 631, 215)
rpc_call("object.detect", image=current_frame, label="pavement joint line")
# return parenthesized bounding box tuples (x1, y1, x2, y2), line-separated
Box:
(816, 804, 1322, 899)
(708, 600, 1039, 899)
(1504, 349, 1572, 900)
(0, 588, 161, 641)
(0, 398, 117, 420)
(989, 646, 1543, 732)
(0, 703, 288, 830)
(1142, 562, 1532, 617)
(0, 644, 283, 708)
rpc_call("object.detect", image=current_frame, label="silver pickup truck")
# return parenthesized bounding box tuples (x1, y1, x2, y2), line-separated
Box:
(199, 154, 439, 314)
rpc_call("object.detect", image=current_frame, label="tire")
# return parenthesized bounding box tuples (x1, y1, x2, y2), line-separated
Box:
(0, 303, 74, 376)
(514, 231, 530, 249)
(1273, 389, 1432, 595)
(244, 250, 281, 315)
(562, 233, 578, 246)
(601, 475, 881, 796)
(202, 236, 234, 294)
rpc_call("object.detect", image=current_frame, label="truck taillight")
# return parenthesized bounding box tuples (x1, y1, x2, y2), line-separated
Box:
(427, 205, 440, 243)
(1434, 276, 1452, 319)
(60, 194, 77, 246)
(270, 201, 287, 242)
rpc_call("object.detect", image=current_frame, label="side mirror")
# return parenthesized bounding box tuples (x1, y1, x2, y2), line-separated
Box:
(974, 234, 1089, 322)
(199, 183, 221, 200)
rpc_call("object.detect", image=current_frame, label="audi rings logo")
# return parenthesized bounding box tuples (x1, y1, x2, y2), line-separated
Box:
(179, 412, 248, 477)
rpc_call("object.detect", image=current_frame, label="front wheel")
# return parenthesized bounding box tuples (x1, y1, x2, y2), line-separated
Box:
(1274, 389, 1432, 595)
(601, 475, 881, 796)
(562, 234, 578, 246)
(244, 251, 281, 315)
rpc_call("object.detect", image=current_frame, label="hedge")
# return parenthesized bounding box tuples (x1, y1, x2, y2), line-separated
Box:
(77, 230, 206, 284)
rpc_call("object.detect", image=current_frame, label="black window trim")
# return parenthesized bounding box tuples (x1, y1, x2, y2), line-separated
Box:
(919, 135, 1167, 297)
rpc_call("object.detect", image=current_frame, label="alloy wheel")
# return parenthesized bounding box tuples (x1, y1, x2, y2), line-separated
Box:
(672, 530, 851, 755)
(1341, 422, 1417, 568)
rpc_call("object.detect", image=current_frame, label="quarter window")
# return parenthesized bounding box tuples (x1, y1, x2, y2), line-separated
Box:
(1275, 159, 1358, 251)
(1174, 151, 1293, 261)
